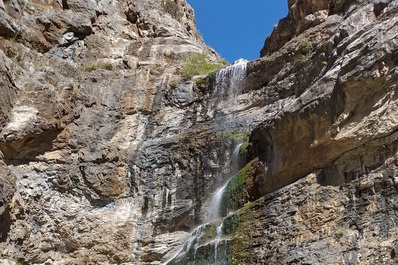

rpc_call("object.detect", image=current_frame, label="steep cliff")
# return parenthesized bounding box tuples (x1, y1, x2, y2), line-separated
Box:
(1, 0, 398, 264)
(0, 0, 225, 263)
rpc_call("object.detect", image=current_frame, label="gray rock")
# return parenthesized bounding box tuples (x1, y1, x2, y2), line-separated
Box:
(0, 0, 397, 264)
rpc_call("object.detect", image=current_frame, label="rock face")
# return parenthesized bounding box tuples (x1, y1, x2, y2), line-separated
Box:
(0, 0, 225, 264)
(0, 0, 398, 264)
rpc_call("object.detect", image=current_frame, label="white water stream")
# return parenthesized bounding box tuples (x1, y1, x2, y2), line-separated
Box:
(208, 59, 248, 117)
(163, 143, 242, 265)
(207, 142, 243, 222)
(163, 60, 248, 265)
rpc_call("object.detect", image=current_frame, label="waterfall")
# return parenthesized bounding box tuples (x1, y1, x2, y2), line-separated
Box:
(215, 58, 247, 99)
(163, 142, 243, 265)
(162, 60, 247, 265)
(207, 143, 242, 222)
(208, 59, 248, 118)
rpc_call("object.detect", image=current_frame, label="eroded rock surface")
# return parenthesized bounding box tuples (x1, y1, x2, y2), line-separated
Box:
(0, 0, 227, 264)
(0, 0, 397, 264)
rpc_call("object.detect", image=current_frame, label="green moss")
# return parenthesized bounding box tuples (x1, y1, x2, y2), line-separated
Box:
(182, 53, 225, 80)
(220, 130, 250, 143)
(199, 223, 217, 245)
(219, 157, 259, 217)
(239, 138, 249, 155)
(219, 166, 247, 217)
(194, 244, 212, 262)
(222, 214, 241, 236)
(168, 239, 222, 265)
(221, 203, 260, 265)
(192, 77, 206, 84)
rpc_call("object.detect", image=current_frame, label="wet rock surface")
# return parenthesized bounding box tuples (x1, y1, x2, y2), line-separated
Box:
(0, 0, 397, 264)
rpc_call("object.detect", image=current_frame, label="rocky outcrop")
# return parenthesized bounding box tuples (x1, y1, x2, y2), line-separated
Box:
(230, 0, 398, 263)
(0, 0, 398, 264)
(0, 0, 226, 264)
(164, 0, 398, 264)
(251, 0, 398, 196)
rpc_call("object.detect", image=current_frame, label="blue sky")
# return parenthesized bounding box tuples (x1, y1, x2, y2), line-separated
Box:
(187, 0, 288, 63)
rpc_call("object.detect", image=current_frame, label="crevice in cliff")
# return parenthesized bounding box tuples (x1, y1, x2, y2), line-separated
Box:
(62, 0, 70, 10)
(0, 128, 63, 165)
(143, 75, 169, 138)
(374, 3, 388, 17)
(0, 206, 11, 243)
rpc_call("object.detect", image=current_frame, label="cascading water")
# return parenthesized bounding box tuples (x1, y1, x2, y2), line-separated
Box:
(208, 59, 248, 118)
(215, 59, 247, 99)
(163, 60, 248, 265)
(207, 142, 243, 222)
(163, 143, 242, 265)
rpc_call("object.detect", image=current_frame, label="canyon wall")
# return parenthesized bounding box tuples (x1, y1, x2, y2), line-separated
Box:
(0, 0, 397, 264)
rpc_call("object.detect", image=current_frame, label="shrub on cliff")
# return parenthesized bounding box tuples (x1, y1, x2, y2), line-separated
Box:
(181, 53, 226, 80)
(162, 0, 183, 21)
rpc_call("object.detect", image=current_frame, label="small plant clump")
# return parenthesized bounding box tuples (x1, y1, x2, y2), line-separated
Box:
(181, 53, 226, 80)
(80, 62, 114, 72)
(264, 52, 278, 60)
(335, 227, 348, 238)
(220, 130, 250, 142)
(162, 0, 183, 21)
(80, 64, 97, 72)
(8, 31, 21, 44)
(297, 40, 313, 54)
(7, 31, 48, 53)
(100, 62, 114, 71)
(30, 42, 47, 53)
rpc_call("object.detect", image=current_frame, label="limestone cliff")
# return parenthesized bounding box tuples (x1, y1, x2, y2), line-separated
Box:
(0, 0, 398, 264)
(0, 0, 222, 263)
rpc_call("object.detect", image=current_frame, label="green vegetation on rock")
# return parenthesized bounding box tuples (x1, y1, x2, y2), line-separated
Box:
(297, 40, 313, 54)
(80, 64, 97, 72)
(239, 137, 249, 155)
(7, 31, 48, 53)
(219, 166, 247, 217)
(199, 223, 218, 246)
(182, 53, 226, 80)
(80, 62, 114, 72)
(222, 202, 261, 265)
(162, 0, 183, 21)
(100, 62, 114, 71)
(220, 130, 250, 143)
(335, 227, 349, 239)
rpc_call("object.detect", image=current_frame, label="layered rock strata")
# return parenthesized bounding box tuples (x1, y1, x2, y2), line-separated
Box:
(0, 0, 397, 264)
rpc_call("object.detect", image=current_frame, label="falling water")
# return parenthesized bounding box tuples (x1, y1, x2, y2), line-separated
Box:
(207, 142, 243, 222)
(163, 143, 243, 265)
(215, 59, 248, 99)
(208, 59, 248, 117)
(163, 60, 247, 265)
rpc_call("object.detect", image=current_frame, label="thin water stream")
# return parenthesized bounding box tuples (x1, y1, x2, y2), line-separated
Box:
(163, 60, 248, 265)
(163, 143, 242, 265)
